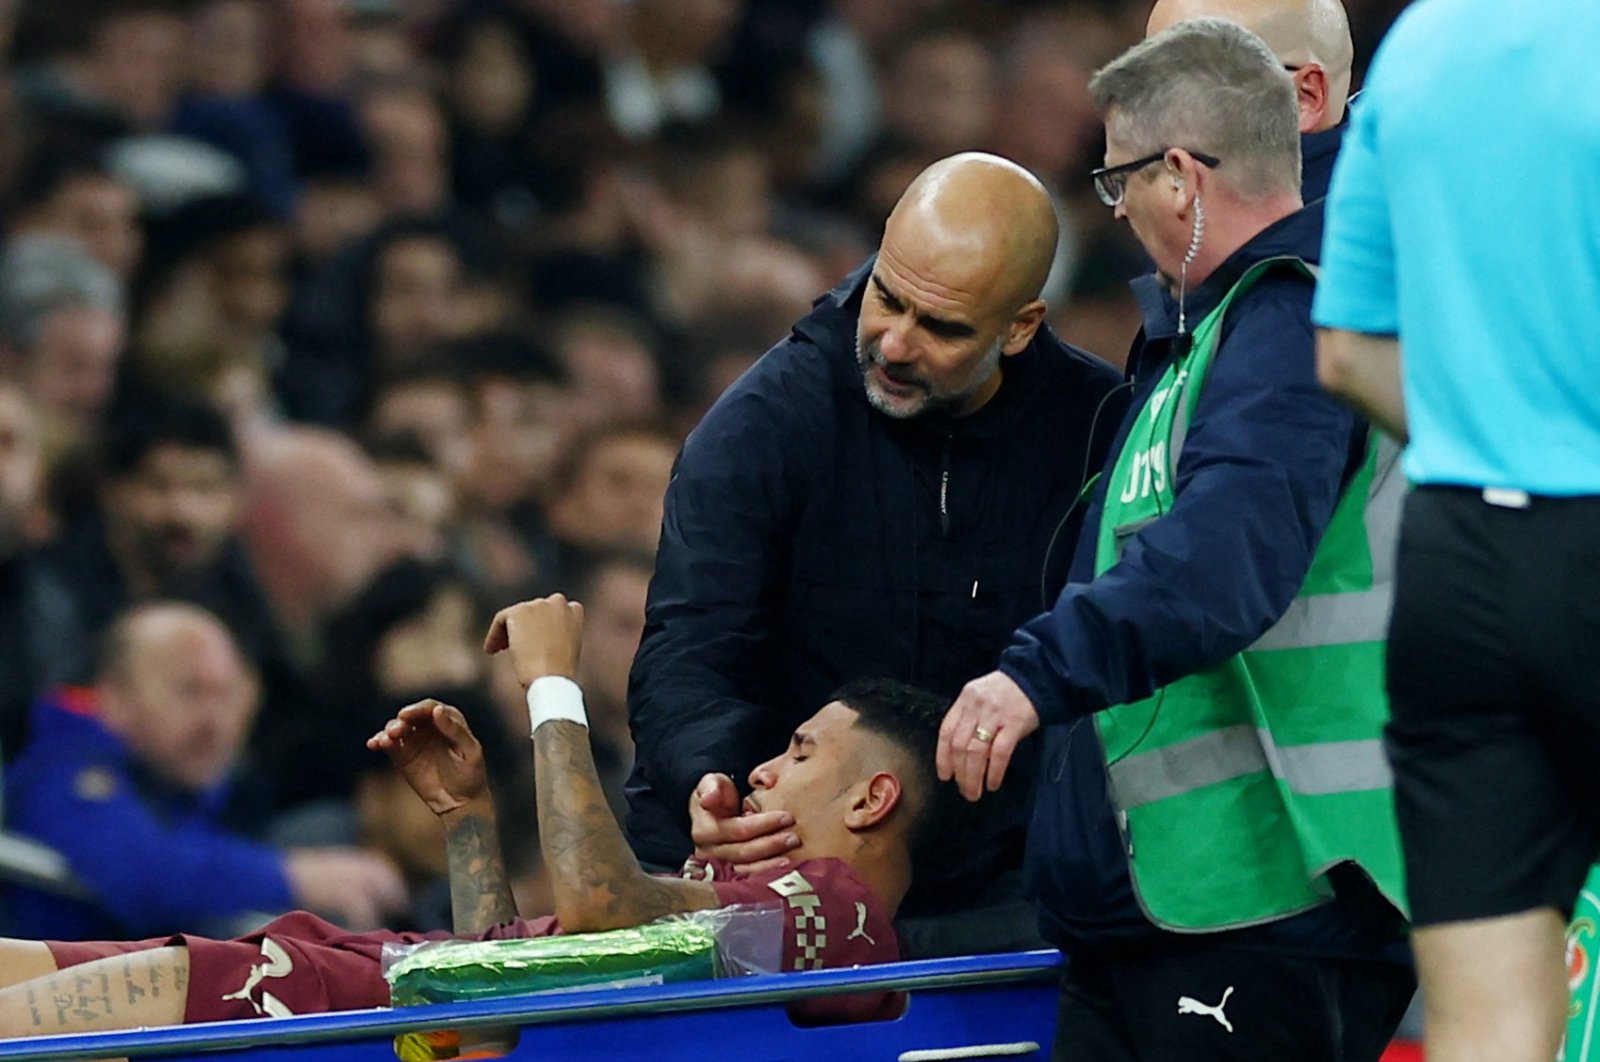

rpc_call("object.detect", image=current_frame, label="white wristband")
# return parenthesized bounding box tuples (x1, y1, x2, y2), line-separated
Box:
(526, 676, 588, 735)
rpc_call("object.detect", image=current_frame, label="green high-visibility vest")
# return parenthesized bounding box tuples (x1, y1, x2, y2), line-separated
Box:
(1092, 255, 1408, 932)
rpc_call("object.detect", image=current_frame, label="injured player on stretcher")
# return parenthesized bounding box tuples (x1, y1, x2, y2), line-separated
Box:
(0, 595, 963, 1034)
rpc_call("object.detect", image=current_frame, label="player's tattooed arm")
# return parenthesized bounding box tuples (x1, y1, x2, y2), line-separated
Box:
(534, 721, 720, 932)
(443, 802, 518, 934)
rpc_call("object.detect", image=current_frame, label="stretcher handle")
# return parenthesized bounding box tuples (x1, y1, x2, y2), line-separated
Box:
(899, 1043, 1043, 1060)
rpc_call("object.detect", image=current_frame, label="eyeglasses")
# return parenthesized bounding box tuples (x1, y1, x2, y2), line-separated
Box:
(1091, 150, 1221, 208)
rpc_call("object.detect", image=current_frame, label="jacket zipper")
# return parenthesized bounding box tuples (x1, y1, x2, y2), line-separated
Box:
(938, 436, 952, 537)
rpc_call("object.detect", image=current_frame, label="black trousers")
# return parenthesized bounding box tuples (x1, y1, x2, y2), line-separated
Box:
(1054, 945, 1415, 1061)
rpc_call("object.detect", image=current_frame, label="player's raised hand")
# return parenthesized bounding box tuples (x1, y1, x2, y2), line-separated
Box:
(937, 671, 1040, 802)
(369, 699, 488, 816)
(688, 772, 799, 874)
(484, 594, 585, 686)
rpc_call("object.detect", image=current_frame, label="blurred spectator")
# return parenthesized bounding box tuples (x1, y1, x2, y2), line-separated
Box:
(137, 194, 293, 398)
(2, 602, 407, 939)
(0, 383, 72, 761)
(604, 0, 742, 139)
(280, 218, 488, 426)
(355, 77, 452, 219)
(348, 1, 429, 83)
(549, 304, 665, 429)
(366, 361, 475, 483)
(240, 428, 403, 662)
(0, 235, 127, 463)
(7, 149, 143, 280)
(989, 13, 1108, 191)
(12, 0, 189, 137)
(803, 0, 939, 184)
(545, 420, 678, 559)
(265, 558, 490, 812)
(434, 6, 541, 226)
(278, 0, 358, 97)
(454, 330, 574, 520)
(652, 121, 775, 241)
(31, 395, 286, 689)
(878, 26, 995, 159)
(170, 0, 301, 217)
(367, 433, 457, 564)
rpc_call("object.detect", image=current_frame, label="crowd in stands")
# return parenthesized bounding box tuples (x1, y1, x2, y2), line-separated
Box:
(0, 0, 1407, 942)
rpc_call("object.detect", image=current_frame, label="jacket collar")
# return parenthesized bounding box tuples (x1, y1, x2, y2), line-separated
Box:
(1300, 113, 1349, 204)
(1129, 201, 1324, 344)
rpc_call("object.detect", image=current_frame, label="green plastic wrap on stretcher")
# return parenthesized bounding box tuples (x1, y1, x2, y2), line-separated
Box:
(381, 903, 785, 1007)
(1562, 866, 1600, 1061)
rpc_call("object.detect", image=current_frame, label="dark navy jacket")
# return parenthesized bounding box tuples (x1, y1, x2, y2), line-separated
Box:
(1001, 206, 1405, 958)
(626, 260, 1126, 908)
(1302, 117, 1348, 204)
(2, 690, 291, 940)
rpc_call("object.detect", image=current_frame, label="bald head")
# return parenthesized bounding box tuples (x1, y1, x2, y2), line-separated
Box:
(101, 602, 239, 686)
(99, 603, 259, 792)
(885, 152, 1059, 312)
(1147, 0, 1352, 127)
(858, 153, 1059, 419)
(244, 428, 402, 630)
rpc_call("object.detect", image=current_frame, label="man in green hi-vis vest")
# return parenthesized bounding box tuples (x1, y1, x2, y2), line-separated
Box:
(934, 18, 1415, 1062)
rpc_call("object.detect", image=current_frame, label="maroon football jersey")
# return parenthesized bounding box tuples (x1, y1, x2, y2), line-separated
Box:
(46, 858, 901, 1025)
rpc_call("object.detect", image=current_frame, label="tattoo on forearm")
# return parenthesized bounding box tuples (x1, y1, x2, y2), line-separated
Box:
(446, 809, 517, 933)
(534, 722, 704, 928)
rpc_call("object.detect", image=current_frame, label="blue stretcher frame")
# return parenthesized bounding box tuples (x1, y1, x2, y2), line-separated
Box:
(0, 949, 1064, 1062)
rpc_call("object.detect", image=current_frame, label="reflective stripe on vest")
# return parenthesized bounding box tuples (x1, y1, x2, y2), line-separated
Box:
(1109, 725, 1393, 809)
(1250, 434, 1404, 651)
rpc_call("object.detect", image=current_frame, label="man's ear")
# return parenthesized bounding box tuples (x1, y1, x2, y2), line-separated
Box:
(1292, 65, 1330, 134)
(1003, 300, 1048, 356)
(844, 771, 904, 831)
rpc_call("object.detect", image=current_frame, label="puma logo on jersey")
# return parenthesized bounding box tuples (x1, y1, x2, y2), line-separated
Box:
(220, 938, 296, 1018)
(846, 901, 876, 946)
(1177, 986, 1235, 1033)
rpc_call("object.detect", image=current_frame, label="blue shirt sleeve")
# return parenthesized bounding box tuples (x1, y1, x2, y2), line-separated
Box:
(999, 279, 1362, 725)
(1313, 88, 1399, 334)
(18, 759, 293, 936)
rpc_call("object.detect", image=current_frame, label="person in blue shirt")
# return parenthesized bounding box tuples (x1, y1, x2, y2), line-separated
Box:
(1145, 0, 1352, 203)
(2, 602, 406, 940)
(1315, 2, 1600, 1058)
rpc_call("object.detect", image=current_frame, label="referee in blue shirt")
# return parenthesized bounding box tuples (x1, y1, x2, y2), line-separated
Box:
(1314, 2, 1600, 1059)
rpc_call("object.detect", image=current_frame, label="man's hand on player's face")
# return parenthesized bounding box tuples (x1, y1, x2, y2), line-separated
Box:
(369, 699, 490, 817)
(484, 594, 584, 686)
(688, 772, 800, 874)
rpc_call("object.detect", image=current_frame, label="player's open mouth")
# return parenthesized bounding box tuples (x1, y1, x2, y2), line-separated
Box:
(743, 796, 761, 815)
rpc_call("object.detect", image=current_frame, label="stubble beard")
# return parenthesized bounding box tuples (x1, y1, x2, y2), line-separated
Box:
(856, 330, 1004, 421)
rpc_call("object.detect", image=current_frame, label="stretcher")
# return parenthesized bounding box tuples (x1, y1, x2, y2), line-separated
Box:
(0, 949, 1064, 1062)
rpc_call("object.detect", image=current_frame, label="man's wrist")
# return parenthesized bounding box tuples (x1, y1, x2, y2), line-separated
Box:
(526, 675, 588, 734)
(440, 793, 496, 827)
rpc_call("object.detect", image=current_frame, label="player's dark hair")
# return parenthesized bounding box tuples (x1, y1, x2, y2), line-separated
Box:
(101, 394, 239, 481)
(829, 678, 970, 878)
